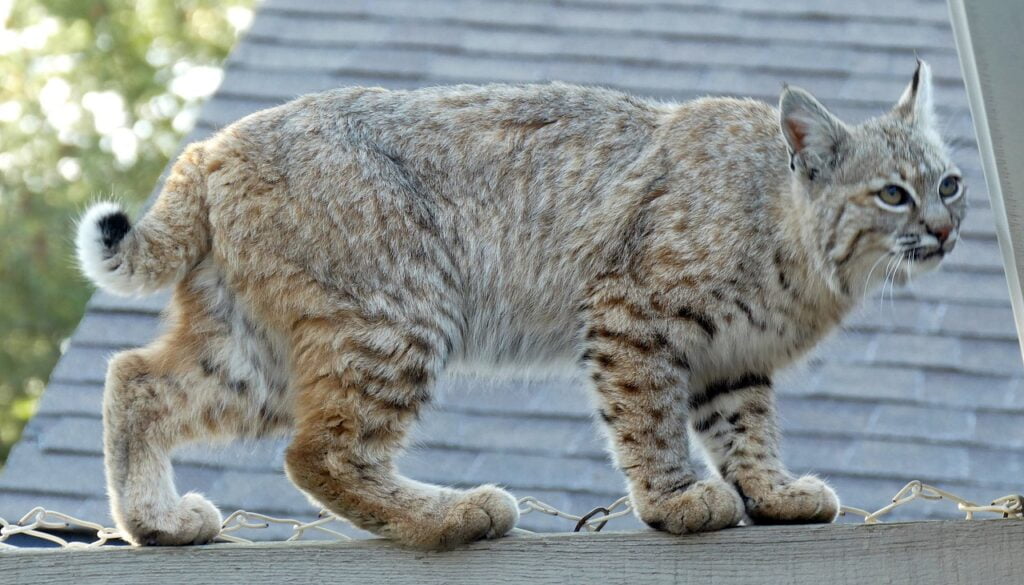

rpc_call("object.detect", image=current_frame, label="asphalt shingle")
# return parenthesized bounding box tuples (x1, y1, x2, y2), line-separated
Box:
(846, 440, 970, 482)
(49, 346, 119, 385)
(33, 383, 103, 418)
(72, 312, 163, 348)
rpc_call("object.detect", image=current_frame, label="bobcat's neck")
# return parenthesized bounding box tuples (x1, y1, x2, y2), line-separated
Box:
(777, 180, 850, 294)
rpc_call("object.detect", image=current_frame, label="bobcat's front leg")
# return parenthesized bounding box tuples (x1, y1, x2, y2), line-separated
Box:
(584, 295, 743, 534)
(690, 375, 839, 524)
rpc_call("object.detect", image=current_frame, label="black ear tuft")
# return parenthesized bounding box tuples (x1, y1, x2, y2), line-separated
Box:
(893, 60, 934, 127)
(910, 59, 922, 94)
(98, 211, 131, 249)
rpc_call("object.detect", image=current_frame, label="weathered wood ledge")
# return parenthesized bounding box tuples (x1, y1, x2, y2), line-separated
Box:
(3, 520, 1022, 584)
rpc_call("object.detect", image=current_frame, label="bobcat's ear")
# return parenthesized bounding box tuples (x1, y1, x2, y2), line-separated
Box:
(893, 59, 935, 128)
(779, 85, 849, 180)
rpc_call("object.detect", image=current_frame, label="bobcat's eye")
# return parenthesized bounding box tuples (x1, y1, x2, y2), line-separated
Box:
(876, 185, 912, 208)
(939, 175, 961, 200)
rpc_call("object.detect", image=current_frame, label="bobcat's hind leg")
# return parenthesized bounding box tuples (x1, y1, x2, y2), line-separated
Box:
(104, 350, 212, 545)
(103, 339, 290, 545)
(284, 316, 518, 550)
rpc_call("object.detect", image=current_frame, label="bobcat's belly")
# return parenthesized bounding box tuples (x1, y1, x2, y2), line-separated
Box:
(448, 298, 583, 379)
(701, 311, 831, 378)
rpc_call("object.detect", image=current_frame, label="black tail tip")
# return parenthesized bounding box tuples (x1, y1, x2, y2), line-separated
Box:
(98, 211, 131, 249)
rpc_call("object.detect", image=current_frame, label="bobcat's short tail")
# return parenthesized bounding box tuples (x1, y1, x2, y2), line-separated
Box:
(76, 144, 212, 296)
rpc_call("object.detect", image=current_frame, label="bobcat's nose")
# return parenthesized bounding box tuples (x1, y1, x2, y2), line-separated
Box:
(929, 223, 954, 245)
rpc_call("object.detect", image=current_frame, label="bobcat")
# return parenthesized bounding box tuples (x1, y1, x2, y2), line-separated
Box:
(77, 61, 964, 548)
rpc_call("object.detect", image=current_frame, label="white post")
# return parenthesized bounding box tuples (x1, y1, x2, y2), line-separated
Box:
(948, 0, 1024, 363)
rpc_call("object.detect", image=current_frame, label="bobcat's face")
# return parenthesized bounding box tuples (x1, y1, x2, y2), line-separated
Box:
(779, 60, 962, 293)
(824, 114, 966, 288)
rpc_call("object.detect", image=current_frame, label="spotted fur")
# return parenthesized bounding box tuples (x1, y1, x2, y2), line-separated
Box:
(77, 62, 963, 547)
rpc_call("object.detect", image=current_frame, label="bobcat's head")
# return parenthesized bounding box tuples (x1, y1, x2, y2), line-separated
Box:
(780, 61, 965, 295)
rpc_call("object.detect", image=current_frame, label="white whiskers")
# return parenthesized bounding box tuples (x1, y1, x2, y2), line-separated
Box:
(862, 251, 892, 299)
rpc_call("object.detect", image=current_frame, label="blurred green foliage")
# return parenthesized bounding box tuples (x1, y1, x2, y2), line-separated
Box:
(0, 0, 253, 465)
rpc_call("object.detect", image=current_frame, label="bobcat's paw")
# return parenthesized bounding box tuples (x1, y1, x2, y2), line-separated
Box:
(742, 475, 839, 524)
(395, 485, 519, 549)
(120, 493, 223, 546)
(640, 478, 744, 534)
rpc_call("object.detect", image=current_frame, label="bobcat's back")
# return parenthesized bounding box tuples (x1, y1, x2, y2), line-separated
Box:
(202, 84, 680, 371)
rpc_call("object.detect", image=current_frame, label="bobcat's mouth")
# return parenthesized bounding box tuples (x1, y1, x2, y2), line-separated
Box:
(904, 247, 945, 263)
(892, 246, 945, 284)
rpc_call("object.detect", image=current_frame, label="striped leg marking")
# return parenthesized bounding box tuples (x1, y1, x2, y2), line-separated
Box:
(284, 316, 518, 549)
(690, 374, 838, 524)
(584, 317, 742, 534)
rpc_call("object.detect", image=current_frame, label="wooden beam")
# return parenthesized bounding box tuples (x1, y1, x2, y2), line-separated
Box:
(3, 521, 1022, 584)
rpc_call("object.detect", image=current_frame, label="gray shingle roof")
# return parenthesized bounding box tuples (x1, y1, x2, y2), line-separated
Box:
(3, 0, 1022, 535)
